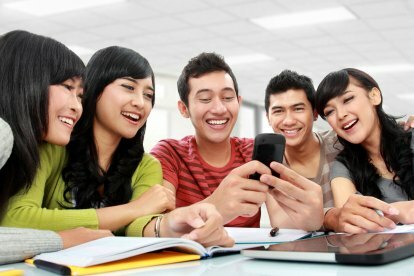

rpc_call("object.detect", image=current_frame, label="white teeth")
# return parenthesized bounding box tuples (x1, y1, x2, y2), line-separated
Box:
(122, 112, 140, 121)
(207, 119, 227, 125)
(284, 129, 298, 134)
(59, 116, 74, 126)
(343, 120, 357, 129)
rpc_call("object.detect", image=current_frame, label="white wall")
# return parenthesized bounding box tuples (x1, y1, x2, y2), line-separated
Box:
(144, 74, 193, 151)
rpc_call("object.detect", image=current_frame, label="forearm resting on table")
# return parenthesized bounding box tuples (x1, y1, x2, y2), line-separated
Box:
(96, 203, 140, 231)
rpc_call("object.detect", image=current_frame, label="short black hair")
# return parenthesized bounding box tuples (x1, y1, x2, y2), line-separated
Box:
(265, 69, 315, 113)
(177, 52, 238, 106)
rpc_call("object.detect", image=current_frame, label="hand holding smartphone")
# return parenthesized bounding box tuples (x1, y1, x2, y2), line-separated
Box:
(250, 133, 285, 180)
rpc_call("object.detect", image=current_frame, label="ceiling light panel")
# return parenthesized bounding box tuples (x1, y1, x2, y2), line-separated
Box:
(3, 0, 125, 16)
(226, 53, 274, 66)
(251, 6, 356, 29)
(359, 64, 414, 74)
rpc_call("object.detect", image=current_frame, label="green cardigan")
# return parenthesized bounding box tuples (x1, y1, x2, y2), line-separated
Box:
(0, 143, 162, 237)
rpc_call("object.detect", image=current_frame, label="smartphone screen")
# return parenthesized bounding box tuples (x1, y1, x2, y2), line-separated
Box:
(250, 133, 285, 180)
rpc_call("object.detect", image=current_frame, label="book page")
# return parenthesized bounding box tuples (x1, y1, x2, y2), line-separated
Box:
(225, 227, 310, 244)
(34, 237, 207, 267)
(376, 224, 414, 234)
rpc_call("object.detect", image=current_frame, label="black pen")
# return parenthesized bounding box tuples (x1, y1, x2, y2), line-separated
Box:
(269, 227, 279, 237)
(33, 259, 71, 275)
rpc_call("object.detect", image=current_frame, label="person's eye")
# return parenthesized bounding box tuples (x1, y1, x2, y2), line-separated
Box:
(294, 107, 304, 112)
(144, 92, 154, 100)
(62, 84, 74, 91)
(223, 96, 235, 101)
(324, 109, 333, 117)
(121, 84, 134, 91)
(272, 109, 282, 115)
(199, 98, 211, 103)
(344, 96, 354, 103)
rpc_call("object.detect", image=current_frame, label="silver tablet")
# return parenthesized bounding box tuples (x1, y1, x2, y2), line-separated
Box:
(242, 233, 414, 265)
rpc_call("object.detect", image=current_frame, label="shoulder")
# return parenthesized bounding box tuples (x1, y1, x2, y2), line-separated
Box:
(317, 129, 341, 152)
(152, 136, 193, 152)
(131, 153, 162, 184)
(317, 129, 336, 142)
(331, 160, 351, 178)
(139, 153, 161, 169)
(0, 118, 13, 169)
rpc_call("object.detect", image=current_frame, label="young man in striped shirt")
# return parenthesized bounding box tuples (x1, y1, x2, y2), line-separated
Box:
(151, 53, 323, 231)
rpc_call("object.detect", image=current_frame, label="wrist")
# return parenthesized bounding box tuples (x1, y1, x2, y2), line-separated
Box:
(323, 207, 340, 231)
(159, 213, 174, 238)
(124, 202, 140, 221)
(154, 215, 164, 237)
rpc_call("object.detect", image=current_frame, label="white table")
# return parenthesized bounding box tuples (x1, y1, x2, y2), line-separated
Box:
(1, 253, 414, 275)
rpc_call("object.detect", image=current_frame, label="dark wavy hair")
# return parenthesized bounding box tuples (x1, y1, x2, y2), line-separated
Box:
(0, 30, 84, 214)
(315, 68, 414, 199)
(62, 46, 155, 208)
(177, 52, 238, 106)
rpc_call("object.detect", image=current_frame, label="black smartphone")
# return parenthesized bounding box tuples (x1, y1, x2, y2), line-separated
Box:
(250, 133, 285, 180)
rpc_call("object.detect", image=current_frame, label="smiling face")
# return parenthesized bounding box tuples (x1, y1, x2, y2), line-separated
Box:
(267, 89, 317, 148)
(43, 77, 83, 146)
(179, 71, 241, 145)
(322, 79, 382, 146)
(94, 76, 154, 141)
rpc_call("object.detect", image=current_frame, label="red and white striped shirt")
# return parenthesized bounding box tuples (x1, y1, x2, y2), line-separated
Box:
(151, 135, 259, 227)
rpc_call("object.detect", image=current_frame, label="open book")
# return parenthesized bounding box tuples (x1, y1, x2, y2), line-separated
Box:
(32, 228, 312, 268)
(375, 223, 414, 234)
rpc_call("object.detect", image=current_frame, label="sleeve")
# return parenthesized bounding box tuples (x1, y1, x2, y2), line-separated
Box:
(125, 154, 163, 237)
(0, 117, 13, 169)
(0, 227, 62, 265)
(330, 160, 352, 181)
(150, 140, 180, 189)
(0, 144, 98, 231)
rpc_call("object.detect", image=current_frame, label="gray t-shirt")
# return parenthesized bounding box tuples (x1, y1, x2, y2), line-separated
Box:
(283, 130, 340, 208)
(331, 130, 414, 203)
(0, 117, 13, 169)
(330, 160, 409, 203)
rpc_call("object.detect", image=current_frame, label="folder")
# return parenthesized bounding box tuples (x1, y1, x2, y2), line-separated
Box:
(26, 251, 200, 275)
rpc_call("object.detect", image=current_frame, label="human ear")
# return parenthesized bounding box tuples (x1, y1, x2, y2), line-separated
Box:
(177, 100, 190, 118)
(313, 109, 319, 121)
(238, 95, 242, 104)
(368, 87, 382, 106)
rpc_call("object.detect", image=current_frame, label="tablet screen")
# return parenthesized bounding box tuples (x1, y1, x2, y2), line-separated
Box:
(243, 233, 414, 265)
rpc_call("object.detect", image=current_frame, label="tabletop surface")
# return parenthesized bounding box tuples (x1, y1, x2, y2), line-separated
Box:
(2, 252, 414, 276)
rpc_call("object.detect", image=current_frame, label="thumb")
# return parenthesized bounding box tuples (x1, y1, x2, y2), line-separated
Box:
(185, 209, 206, 229)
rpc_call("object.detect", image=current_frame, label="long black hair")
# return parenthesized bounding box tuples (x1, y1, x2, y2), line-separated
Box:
(62, 46, 155, 208)
(0, 30, 84, 213)
(315, 68, 414, 199)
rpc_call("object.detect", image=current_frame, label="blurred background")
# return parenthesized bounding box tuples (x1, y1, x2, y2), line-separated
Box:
(1, 0, 413, 149)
